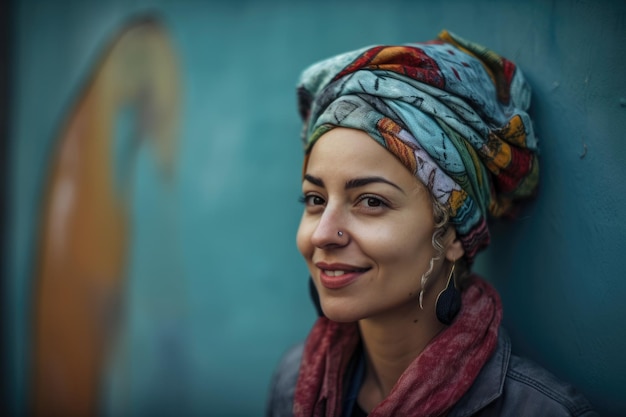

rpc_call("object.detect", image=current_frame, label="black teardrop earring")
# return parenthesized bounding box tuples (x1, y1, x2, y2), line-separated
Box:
(435, 262, 462, 325)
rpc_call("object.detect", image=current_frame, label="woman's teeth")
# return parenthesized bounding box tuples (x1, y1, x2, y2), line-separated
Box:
(324, 270, 346, 277)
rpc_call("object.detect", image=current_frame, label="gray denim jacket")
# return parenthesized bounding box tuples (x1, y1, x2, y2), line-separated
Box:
(266, 329, 598, 417)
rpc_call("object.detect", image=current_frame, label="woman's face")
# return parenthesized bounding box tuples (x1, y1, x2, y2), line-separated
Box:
(297, 127, 454, 323)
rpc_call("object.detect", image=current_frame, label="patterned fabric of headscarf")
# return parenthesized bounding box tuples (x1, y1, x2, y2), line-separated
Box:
(297, 30, 539, 263)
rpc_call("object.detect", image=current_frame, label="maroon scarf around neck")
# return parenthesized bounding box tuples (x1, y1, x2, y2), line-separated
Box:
(293, 276, 502, 417)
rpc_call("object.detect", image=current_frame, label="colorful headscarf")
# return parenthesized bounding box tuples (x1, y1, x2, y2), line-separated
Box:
(297, 30, 539, 263)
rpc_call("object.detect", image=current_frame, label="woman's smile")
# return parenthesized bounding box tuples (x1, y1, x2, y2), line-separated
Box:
(315, 261, 372, 289)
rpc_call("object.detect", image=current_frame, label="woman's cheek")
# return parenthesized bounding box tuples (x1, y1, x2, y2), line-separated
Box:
(296, 218, 313, 258)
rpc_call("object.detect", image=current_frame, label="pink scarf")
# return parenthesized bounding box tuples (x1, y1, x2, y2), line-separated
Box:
(294, 276, 502, 417)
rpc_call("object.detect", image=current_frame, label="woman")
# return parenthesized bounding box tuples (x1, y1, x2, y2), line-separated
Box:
(267, 31, 596, 417)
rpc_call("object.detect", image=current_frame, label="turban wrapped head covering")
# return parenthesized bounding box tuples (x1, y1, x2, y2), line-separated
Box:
(297, 30, 539, 264)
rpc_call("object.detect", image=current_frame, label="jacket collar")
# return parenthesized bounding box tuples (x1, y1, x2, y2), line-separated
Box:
(448, 328, 510, 417)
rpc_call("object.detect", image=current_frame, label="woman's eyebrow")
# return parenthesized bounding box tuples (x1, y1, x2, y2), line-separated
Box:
(346, 177, 405, 194)
(303, 174, 324, 187)
(304, 174, 405, 194)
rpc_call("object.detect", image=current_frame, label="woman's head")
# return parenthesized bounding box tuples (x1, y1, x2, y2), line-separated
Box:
(297, 30, 539, 266)
(296, 127, 464, 323)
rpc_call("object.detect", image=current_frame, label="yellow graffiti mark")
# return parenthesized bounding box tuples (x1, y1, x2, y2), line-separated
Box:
(32, 15, 180, 416)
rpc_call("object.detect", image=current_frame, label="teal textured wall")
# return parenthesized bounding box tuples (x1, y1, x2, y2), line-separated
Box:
(5, 0, 625, 415)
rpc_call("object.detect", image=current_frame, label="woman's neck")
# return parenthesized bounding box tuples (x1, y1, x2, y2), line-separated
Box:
(357, 299, 446, 411)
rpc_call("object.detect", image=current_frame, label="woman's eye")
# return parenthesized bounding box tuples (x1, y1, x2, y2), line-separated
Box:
(300, 194, 325, 206)
(358, 195, 387, 209)
(365, 197, 383, 207)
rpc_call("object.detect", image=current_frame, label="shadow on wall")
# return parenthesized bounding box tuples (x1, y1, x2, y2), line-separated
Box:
(30, 15, 180, 416)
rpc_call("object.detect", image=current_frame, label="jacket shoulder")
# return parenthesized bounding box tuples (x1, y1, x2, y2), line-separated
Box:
(265, 343, 303, 417)
(495, 354, 598, 416)
(451, 330, 597, 417)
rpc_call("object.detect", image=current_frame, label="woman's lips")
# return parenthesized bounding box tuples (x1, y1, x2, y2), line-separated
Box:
(316, 262, 370, 289)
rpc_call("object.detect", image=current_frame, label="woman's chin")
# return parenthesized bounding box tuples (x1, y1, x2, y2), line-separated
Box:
(320, 303, 364, 323)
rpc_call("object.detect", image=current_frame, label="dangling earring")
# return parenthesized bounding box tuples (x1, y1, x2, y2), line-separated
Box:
(435, 262, 462, 325)
(418, 256, 437, 310)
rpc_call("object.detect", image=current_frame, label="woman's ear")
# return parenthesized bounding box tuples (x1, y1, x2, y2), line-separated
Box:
(444, 228, 465, 262)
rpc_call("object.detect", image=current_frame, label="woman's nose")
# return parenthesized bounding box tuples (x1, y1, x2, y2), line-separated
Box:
(310, 204, 348, 249)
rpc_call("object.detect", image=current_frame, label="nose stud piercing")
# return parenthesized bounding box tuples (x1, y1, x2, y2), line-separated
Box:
(338, 231, 344, 237)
